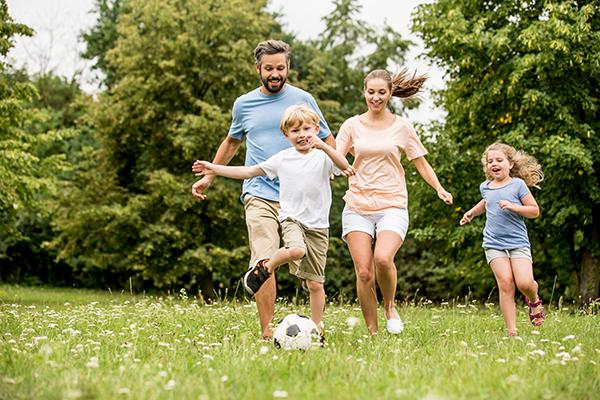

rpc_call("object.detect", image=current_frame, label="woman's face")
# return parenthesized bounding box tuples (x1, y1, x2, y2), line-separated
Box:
(364, 78, 391, 113)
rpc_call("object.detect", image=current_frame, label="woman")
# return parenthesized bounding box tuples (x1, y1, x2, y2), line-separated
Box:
(336, 69, 453, 335)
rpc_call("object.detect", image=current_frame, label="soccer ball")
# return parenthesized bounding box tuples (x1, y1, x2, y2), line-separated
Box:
(273, 314, 320, 350)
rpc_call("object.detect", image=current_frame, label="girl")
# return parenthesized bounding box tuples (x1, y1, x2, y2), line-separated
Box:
(336, 69, 453, 335)
(460, 143, 545, 336)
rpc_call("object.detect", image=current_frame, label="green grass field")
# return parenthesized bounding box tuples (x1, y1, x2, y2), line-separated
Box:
(0, 285, 598, 399)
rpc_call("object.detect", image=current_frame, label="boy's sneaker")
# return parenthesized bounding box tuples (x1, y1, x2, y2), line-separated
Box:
(243, 258, 271, 295)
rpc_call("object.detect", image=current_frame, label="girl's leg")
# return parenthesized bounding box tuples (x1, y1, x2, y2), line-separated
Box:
(490, 258, 518, 335)
(373, 231, 404, 321)
(511, 258, 538, 301)
(346, 231, 378, 334)
(305, 280, 325, 328)
(511, 258, 544, 324)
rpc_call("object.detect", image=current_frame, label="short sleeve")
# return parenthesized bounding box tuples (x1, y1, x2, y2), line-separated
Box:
(335, 119, 354, 157)
(227, 98, 244, 140)
(258, 151, 283, 180)
(403, 121, 428, 160)
(517, 178, 531, 199)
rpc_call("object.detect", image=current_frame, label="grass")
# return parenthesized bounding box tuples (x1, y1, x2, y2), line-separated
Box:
(0, 285, 598, 400)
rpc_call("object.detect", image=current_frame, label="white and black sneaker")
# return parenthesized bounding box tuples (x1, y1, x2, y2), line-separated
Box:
(243, 258, 271, 295)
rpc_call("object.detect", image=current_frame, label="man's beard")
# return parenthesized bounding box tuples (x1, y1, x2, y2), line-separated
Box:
(261, 75, 287, 94)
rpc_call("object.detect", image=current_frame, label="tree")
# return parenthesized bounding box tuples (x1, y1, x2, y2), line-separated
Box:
(412, 0, 600, 301)
(0, 3, 73, 283)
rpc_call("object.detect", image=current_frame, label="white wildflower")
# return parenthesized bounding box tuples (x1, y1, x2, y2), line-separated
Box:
(562, 335, 576, 341)
(85, 357, 99, 368)
(346, 317, 359, 328)
(273, 390, 289, 398)
(164, 379, 176, 390)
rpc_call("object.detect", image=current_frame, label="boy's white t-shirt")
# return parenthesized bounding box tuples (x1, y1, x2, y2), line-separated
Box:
(259, 147, 336, 229)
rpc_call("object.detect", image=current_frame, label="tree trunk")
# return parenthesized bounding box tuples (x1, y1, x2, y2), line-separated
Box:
(580, 203, 600, 303)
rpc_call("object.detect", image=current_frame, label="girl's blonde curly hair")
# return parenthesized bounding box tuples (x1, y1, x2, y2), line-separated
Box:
(481, 143, 544, 188)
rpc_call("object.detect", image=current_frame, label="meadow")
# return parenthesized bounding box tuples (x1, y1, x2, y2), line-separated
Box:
(0, 285, 598, 400)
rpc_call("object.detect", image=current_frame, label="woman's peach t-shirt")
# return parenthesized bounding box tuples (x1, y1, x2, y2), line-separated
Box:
(336, 115, 427, 214)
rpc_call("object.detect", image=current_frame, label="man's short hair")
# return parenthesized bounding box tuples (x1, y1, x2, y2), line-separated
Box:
(280, 104, 319, 134)
(254, 39, 291, 66)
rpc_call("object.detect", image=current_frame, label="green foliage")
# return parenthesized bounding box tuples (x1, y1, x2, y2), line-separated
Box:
(51, 0, 276, 292)
(410, 0, 600, 299)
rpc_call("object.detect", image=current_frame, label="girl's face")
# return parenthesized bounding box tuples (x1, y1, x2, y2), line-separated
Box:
(364, 78, 391, 113)
(486, 149, 513, 181)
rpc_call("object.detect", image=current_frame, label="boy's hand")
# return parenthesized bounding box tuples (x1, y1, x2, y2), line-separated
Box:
(341, 165, 356, 176)
(306, 135, 325, 150)
(192, 160, 215, 176)
(460, 210, 473, 225)
(437, 189, 453, 205)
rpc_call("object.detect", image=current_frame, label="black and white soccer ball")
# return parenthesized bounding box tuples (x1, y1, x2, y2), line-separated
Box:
(273, 314, 320, 350)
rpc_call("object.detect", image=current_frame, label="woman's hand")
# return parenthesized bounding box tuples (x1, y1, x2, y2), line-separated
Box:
(437, 189, 453, 205)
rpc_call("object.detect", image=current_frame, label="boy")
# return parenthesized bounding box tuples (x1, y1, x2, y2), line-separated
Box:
(193, 105, 353, 331)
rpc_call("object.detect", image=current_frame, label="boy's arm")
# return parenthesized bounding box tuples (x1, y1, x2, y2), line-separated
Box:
(460, 199, 486, 225)
(192, 136, 242, 200)
(308, 136, 351, 171)
(194, 161, 265, 180)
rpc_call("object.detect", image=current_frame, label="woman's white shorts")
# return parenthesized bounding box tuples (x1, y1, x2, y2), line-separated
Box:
(341, 205, 409, 241)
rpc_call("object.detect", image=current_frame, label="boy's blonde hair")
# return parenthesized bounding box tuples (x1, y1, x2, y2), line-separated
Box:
(481, 143, 544, 188)
(279, 104, 320, 135)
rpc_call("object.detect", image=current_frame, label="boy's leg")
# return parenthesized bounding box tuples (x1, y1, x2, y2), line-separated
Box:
(293, 226, 328, 329)
(244, 196, 280, 338)
(306, 279, 325, 328)
(489, 257, 517, 335)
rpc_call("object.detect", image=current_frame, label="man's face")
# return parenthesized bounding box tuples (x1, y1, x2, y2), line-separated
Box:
(257, 53, 288, 94)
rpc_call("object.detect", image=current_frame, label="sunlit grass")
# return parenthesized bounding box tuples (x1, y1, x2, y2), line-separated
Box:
(1, 285, 598, 399)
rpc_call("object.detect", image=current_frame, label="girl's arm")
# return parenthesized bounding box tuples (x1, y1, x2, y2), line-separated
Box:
(460, 199, 486, 225)
(193, 161, 265, 180)
(498, 193, 540, 218)
(412, 156, 453, 204)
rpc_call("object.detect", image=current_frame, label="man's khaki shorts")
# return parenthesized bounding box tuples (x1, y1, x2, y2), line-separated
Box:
(243, 195, 327, 283)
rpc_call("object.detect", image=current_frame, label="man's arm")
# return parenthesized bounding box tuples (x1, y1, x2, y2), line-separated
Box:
(323, 134, 336, 149)
(191, 136, 242, 200)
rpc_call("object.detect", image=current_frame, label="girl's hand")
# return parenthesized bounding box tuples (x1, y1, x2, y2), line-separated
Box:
(460, 210, 473, 225)
(498, 200, 515, 211)
(192, 160, 215, 176)
(437, 189, 453, 205)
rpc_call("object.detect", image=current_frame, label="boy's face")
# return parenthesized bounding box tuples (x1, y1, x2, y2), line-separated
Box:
(285, 122, 319, 153)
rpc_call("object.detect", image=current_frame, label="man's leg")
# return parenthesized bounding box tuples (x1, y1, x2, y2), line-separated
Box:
(244, 196, 280, 338)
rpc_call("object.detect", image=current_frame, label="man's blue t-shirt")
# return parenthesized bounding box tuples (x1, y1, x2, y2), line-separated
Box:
(228, 84, 331, 202)
(480, 177, 531, 250)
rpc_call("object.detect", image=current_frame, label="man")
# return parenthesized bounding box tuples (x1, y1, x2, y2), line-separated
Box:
(192, 39, 334, 339)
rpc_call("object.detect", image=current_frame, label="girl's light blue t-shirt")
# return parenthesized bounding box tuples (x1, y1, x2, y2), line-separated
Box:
(228, 85, 331, 202)
(480, 177, 531, 250)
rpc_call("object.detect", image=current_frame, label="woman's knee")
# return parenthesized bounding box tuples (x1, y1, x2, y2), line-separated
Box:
(355, 265, 374, 283)
(516, 279, 537, 294)
(373, 254, 394, 270)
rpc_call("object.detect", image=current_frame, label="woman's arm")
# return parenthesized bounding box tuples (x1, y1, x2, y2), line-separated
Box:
(412, 156, 453, 204)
